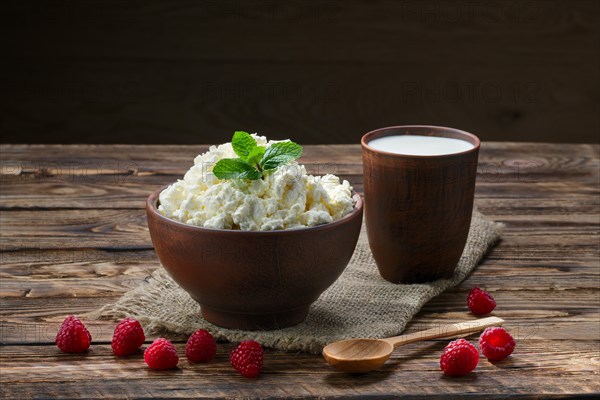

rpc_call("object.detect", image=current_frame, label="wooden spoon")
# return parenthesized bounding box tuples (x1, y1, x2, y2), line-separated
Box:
(323, 316, 504, 373)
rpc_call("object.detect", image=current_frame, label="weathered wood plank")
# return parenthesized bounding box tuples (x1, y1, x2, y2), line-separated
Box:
(2, 260, 599, 299)
(2, 143, 597, 174)
(1, 241, 598, 277)
(1, 264, 598, 297)
(2, 260, 599, 296)
(0, 340, 598, 399)
(4, 179, 600, 210)
(1, 143, 597, 209)
(2, 314, 597, 347)
(1, 288, 598, 344)
(1, 208, 598, 251)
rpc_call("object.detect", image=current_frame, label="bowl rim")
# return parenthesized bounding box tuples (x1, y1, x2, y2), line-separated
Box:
(147, 185, 363, 235)
(361, 125, 480, 159)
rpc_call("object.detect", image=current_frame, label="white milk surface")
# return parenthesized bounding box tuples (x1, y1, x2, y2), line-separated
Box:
(367, 135, 474, 156)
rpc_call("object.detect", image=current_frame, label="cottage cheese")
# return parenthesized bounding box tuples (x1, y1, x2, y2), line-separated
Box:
(158, 134, 355, 231)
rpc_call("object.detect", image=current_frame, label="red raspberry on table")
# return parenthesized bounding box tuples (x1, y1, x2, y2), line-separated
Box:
(111, 317, 145, 357)
(230, 340, 264, 378)
(479, 327, 516, 361)
(467, 287, 497, 315)
(186, 329, 217, 363)
(440, 338, 479, 376)
(144, 338, 179, 370)
(55, 315, 92, 353)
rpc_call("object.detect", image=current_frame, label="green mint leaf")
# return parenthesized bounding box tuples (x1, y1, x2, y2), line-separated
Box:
(246, 145, 266, 166)
(231, 131, 257, 160)
(259, 141, 303, 171)
(213, 158, 261, 180)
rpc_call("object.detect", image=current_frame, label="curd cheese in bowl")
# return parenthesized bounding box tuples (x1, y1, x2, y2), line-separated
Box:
(146, 132, 363, 330)
(158, 134, 354, 231)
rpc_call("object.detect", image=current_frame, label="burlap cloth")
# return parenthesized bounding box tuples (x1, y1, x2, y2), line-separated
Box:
(89, 211, 502, 354)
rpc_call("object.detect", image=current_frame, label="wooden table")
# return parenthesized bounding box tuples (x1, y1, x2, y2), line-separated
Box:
(1, 143, 598, 399)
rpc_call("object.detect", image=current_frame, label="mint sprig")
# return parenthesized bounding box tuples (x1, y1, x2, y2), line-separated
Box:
(212, 158, 262, 180)
(260, 141, 303, 171)
(231, 131, 257, 160)
(212, 131, 303, 180)
(246, 145, 266, 166)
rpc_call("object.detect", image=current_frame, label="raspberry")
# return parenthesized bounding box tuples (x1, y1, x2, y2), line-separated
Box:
(55, 315, 92, 353)
(185, 329, 217, 363)
(111, 317, 145, 357)
(440, 338, 479, 376)
(230, 340, 264, 378)
(479, 327, 516, 361)
(144, 338, 179, 370)
(467, 287, 496, 315)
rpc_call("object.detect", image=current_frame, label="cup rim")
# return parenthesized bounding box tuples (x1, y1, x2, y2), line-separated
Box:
(147, 185, 363, 235)
(361, 125, 480, 159)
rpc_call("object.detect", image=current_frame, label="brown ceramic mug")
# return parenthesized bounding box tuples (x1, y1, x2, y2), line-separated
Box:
(361, 126, 480, 283)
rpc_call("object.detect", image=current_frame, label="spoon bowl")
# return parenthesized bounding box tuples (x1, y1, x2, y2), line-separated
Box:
(323, 316, 504, 373)
(323, 339, 394, 373)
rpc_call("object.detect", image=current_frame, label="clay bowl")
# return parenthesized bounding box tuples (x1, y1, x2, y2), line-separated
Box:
(146, 187, 363, 331)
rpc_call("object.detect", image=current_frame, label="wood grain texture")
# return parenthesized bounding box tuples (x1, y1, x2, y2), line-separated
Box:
(1, 340, 598, 399)
(0, 143, 599, 398)
(1, 0, 599, 144)
(1, 143, 598, 209)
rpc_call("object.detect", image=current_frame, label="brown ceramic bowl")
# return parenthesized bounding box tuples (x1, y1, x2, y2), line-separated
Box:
(146, 187, 363, 330)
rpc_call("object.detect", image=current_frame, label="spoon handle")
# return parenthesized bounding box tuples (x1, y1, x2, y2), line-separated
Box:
(383, 316, 504, 348)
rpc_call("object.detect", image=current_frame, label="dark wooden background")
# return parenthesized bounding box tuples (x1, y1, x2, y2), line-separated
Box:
(1, 0, 598, 145)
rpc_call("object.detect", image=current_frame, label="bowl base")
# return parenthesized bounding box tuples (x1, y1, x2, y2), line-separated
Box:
(200, 304, 310, 331)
